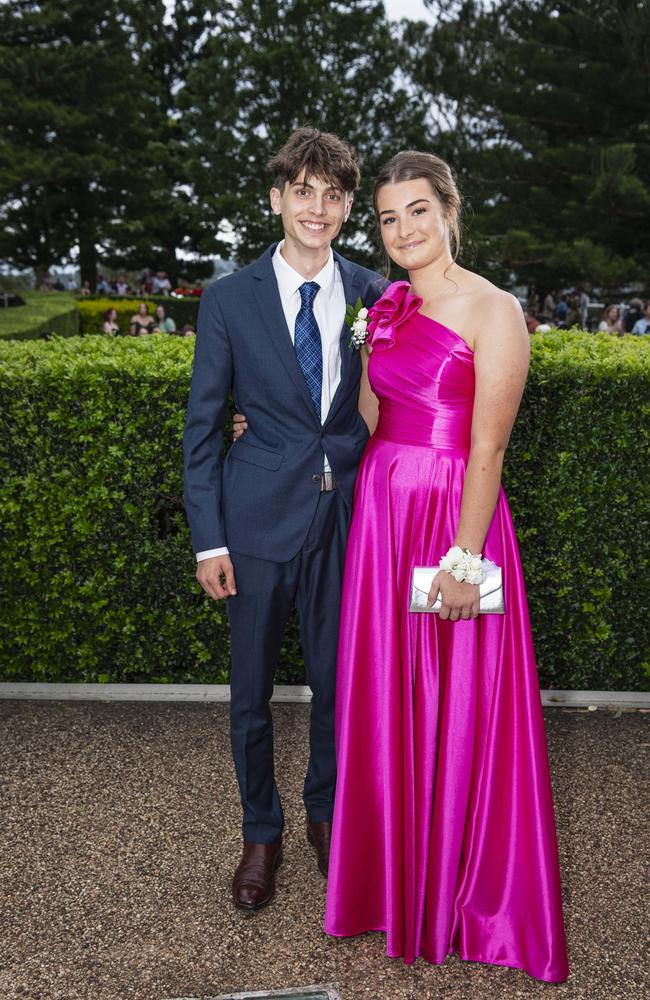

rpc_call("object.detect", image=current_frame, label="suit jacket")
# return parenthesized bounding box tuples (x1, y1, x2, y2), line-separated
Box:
(183, 243, 385, 562)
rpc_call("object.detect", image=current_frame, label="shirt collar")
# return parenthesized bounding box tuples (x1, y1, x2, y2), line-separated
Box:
(272, 241, 336, 301)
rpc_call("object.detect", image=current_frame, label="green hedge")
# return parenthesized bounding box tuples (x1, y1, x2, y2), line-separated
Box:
(0, 291, 79, 341)
(77, 296, 200, 335)
(0, 330, 648, 688)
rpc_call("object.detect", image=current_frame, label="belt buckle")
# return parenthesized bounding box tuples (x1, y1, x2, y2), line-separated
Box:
(321, 471, 336, 492)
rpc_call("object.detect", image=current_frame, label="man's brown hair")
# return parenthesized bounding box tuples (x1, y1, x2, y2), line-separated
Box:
(269, 127, 361, 194)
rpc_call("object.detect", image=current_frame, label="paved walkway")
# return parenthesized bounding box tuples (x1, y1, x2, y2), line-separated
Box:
(0, 700, 647, 1000)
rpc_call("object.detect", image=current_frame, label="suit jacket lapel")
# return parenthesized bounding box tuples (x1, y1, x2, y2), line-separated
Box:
(324, 251, 364, 425)
(251, 245, 320, 422)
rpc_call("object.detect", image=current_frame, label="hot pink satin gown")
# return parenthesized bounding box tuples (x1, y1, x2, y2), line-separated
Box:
(324, 282, 569, 983)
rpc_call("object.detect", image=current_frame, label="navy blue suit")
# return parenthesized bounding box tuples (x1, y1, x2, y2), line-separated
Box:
(183, 242, 385, 842)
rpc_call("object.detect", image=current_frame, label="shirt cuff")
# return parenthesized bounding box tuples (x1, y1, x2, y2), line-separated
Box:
(196, 547, 229, 561)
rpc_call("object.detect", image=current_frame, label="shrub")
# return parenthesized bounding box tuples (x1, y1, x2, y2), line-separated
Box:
(0, 291, 79, 341)
(0, 330, 648, 689)
(77, 296, 200, 336)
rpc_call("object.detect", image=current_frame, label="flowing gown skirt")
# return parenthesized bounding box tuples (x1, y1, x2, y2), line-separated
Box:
(323, 287, 569, 984)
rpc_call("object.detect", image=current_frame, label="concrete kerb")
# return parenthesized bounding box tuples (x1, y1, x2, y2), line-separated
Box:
(0, 682, 648, 709)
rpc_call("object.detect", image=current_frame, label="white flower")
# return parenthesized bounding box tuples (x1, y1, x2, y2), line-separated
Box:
(357, 307, 368, 319)
(451, 567, 466, 582)
(439, 554, 453, 572)
(448, 546, 464, 563)
(352, 319, 366, 333)
(470, 556, 482, 572)
(468, 569, 483, 585)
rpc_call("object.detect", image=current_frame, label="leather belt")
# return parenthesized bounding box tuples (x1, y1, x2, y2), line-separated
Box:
(320, 471, 336, 492)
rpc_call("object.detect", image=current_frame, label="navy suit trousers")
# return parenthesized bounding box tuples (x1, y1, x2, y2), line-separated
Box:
(227, 489, 349, 844)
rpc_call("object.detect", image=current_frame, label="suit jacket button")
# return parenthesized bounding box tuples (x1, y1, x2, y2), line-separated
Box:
(311, 474, 321, 484)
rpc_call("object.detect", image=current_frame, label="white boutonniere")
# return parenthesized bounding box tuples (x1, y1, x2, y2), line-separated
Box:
(345, 297, 369, 350)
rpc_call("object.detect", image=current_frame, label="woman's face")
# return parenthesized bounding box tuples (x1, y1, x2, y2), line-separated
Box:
(156, 306, 164, 319)
(607, 306, 618, 322)
(375, 177, 450, 273)
(139, 303, 148, 316)
(109, 309, 117, 321)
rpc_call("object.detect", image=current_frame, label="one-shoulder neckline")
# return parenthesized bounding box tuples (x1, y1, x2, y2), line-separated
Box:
(415, 309, 474, 355)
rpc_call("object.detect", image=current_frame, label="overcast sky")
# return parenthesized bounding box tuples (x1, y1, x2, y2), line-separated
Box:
(384, 0, 435, 22)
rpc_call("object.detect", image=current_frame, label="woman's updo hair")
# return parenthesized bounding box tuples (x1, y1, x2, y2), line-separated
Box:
(373, 151, 462, 261)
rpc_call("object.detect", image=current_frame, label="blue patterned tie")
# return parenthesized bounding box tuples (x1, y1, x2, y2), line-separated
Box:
(294, 281, 323, 419)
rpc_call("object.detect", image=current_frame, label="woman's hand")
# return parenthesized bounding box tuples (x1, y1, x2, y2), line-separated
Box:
(427, 570, 480, 621)
(232, 413, 248, 441)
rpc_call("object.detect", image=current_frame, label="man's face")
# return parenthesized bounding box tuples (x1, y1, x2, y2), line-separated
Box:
(269, 173, 353, 255)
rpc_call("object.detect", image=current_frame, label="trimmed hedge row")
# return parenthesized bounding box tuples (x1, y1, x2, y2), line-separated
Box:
(0, 291, 79, 341)
(77, 296, 200, 335)
(0, 331, 648, 689)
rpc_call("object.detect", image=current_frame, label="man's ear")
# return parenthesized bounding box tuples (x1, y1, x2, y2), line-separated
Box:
(343, 192, 354, 223)
(269, 186, 283, 216)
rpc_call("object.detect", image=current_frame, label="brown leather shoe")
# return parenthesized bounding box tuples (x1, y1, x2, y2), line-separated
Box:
(306, 817, 331, 877)
(232, 839, 283, 912)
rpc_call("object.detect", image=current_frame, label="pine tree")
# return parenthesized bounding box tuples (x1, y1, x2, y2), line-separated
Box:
(406, 0, 650, 292)
(178, 0, 428, 266)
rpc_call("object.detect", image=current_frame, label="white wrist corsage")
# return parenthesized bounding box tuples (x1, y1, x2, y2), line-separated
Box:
(439, 546, 484, 585)
(345, 296, 369, 350)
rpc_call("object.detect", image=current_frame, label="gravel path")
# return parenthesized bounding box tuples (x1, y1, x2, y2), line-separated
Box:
(1, 700, 647, 1000)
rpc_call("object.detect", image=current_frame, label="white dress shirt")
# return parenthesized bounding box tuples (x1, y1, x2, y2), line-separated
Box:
(196, 242, 346, 561)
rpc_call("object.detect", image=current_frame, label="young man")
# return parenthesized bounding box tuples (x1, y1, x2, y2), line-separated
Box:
(182, 128, 384, 911)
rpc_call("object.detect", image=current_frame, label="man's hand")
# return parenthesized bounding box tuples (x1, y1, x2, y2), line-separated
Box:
(233, 412, 248, 441)
(197, 555, 237, 601)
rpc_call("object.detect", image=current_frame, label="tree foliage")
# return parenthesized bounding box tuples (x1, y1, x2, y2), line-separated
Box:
(406, 0, 650, 291)
(178, 0, 428, 265)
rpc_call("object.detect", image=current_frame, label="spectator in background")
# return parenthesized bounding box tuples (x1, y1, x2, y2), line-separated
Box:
(598, 305, 623, 334)
(554, 295, 569, 327)
(80, 280, 92, 296)
(542, 288, 556, 320)
(632, 301, 650, 335)
(181, 324, 195, 337)
(625, 298, 644, 333)
(139, 270, 154, 295)
(116, 277, 129, 296)
(102, 308, 119, 335)
(152, 270, 172, 295)
(577, 287, 590, 329)
(129, 302, 155, 336)
(565, 293, 580, 328)
(521, 305, 539, 334)
(527, 287, 540, 316)
(97, 275, 112, 294)
(152, 304, 176, 334)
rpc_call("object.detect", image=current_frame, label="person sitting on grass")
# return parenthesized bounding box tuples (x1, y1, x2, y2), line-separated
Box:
(130, 302, 155, 336)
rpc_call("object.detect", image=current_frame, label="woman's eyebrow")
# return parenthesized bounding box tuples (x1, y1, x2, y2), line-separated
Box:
(379, 198, 430, 216)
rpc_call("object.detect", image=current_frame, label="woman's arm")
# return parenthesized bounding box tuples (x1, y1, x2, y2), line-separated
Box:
(358, 346, 379, 434)
(428, 291, 529, 621)
(454, 291, 530, 554)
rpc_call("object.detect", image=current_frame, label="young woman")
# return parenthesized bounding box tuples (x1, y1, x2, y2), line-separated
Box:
(598, 304, 623, 334)
(153, 304, 176, 334)
(129, 302, 155, 336)
(323, 152, 569, 983)
(101, 307, 119, 335)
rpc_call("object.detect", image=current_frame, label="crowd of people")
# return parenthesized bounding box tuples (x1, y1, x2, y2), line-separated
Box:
(34, 269, 650, 337)
(523, 287, 650, 335)
(85, 270, 204, 298)
(102, 303, 195, 337)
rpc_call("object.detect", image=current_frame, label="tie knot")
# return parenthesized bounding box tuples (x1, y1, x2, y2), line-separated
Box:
(299, 281, 320, 307)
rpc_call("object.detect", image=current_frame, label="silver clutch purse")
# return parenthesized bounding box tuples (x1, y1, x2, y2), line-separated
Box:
(409, 559, 505, 614)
